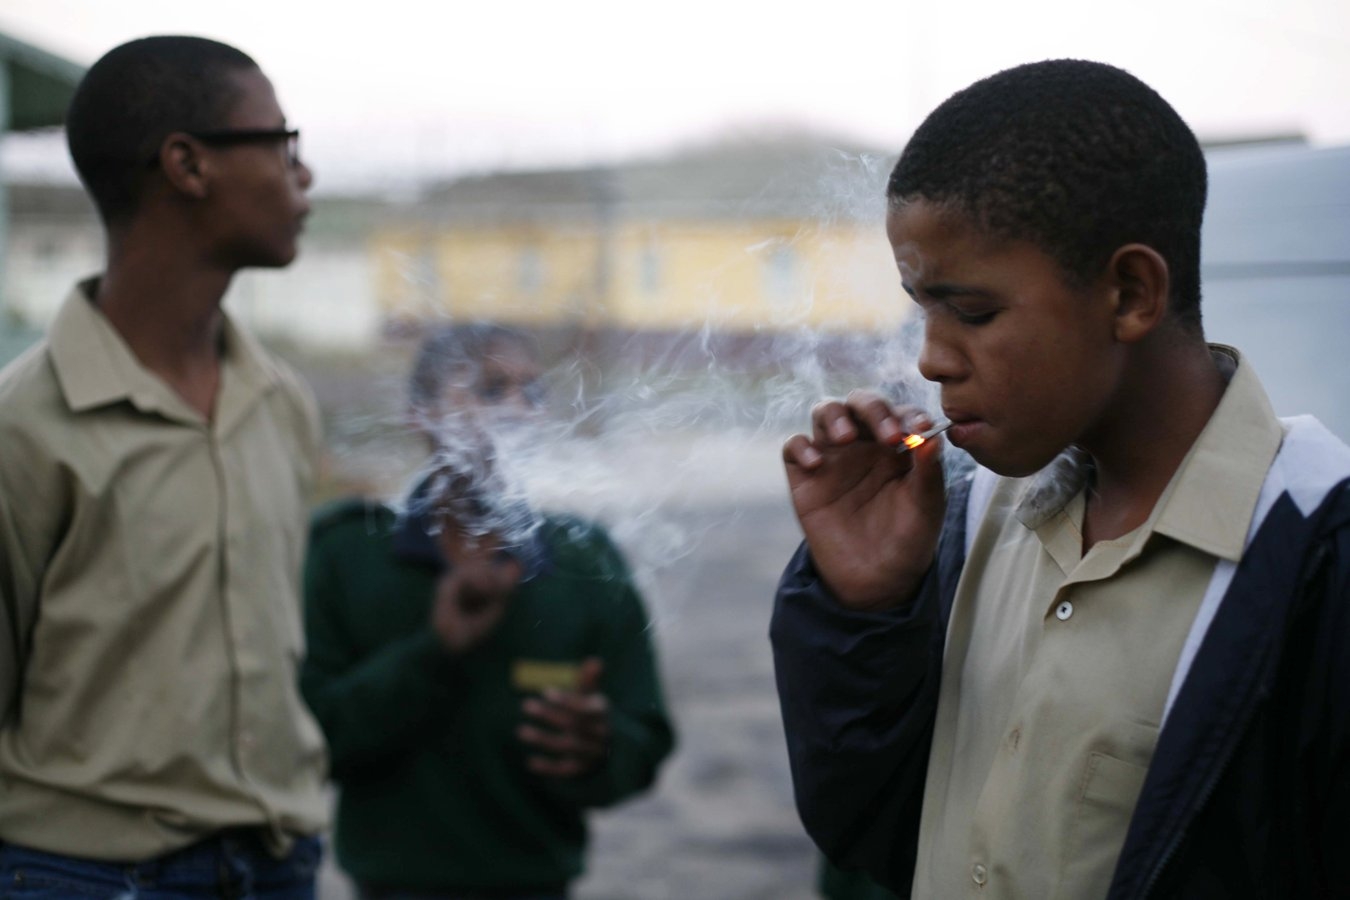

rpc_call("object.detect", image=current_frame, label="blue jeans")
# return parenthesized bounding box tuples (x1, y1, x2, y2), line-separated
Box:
(360, 892, 565, 900)
(0, 831, 322, 899)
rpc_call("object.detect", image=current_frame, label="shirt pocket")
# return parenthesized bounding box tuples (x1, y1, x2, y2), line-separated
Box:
(1058, 751, 1149, 899)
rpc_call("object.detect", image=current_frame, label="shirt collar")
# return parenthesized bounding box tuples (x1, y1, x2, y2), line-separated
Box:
(1149, 345, 1282, 561)
(48, 278, 281, 427)
(1015, 345, 1282, 563)
(49, 278, 152, 413)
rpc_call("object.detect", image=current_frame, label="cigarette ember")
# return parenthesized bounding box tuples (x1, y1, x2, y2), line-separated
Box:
(897, 418, 953, 454)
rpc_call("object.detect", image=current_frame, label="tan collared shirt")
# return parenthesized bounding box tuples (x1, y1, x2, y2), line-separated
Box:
(911, 347, 1283, 899)
(0, 281, 328, 859)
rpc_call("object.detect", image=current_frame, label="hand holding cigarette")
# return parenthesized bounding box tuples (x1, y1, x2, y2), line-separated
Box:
(430, 525, 523, 654)
(781, 390, 948, 611)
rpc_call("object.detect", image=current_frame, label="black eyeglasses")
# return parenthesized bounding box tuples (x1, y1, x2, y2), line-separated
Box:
(147, 128, 302, 167)
(193, 128, 301, 166)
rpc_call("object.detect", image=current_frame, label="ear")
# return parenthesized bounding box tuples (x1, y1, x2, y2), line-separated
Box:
(1107, 243, 1170, 344)
(153, 132, 212, 201)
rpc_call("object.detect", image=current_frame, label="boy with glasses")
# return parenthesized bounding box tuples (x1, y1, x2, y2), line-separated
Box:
(0, 35, 326, 896)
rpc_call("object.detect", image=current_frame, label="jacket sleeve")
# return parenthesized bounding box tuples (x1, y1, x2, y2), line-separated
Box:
(299, 526, 468, 780)
(770, 545, 945, 897)
(543, 527, 676, 809)
(770, 476, 971, 898)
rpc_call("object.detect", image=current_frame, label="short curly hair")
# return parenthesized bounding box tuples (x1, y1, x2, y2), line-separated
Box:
(66, 36, 258, 224)
(887, 59, 1208, 330)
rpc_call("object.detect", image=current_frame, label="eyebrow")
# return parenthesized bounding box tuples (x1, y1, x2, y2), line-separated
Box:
(902, 281, 994, 301)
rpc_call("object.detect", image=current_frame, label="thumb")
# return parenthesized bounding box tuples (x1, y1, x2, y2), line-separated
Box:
(577, 657, 604, 693)
(907, 437, 949, 515)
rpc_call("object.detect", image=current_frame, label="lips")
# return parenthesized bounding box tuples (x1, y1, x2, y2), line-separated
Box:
(942, 409, 982, 448)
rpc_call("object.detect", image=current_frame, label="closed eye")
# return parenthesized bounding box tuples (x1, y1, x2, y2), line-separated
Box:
(903, 284, 998, 326)
(952, 308, 997, 325)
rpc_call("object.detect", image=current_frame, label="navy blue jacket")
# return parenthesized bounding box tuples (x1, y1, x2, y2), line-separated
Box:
(771, 420, 1350, 899)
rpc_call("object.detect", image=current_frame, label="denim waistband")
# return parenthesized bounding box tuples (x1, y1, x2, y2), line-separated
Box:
(0, 830, 322, 898)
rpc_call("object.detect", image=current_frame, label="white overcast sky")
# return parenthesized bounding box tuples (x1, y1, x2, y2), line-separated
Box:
(2, 0, 1347, 192)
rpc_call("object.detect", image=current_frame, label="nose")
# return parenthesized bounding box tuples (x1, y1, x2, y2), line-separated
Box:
(296, 159, 315, 191)
(917, 317, 964, 384)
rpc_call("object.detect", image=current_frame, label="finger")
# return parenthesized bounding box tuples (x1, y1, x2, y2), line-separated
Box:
(809, 400, 858, 446)
(483, 556, 524, 595)
(520, 706, 610, 750)
(577, 657, 604, 694)
(518, 720, 607, 754)
(522, 693, 610, 734)
(526, 754, 599, 778)
(781, 433, 824, 469)
(907, 426, 950, 510)
(541, 687, 610, 717)
(517, 722, 608, 757)
(843, 390, 925, 446)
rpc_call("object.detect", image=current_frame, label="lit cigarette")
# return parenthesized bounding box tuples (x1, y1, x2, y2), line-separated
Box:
(897, 418, 953, 453)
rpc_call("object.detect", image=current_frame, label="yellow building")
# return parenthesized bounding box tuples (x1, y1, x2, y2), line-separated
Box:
(373, 133, 909, 343)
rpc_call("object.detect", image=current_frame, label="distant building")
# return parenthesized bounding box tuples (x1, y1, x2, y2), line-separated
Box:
(1, 180, 387, 353)
(0, 30, 84, 365)
(9, 120, 1345, 424)
(373, 132, 907, 356)
(5, 133, 907, 361)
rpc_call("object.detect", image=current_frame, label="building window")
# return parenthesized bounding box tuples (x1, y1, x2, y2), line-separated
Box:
(762, 244, 802, 307)
(640, 243, 661, 296)
(518, 247, 544, 294)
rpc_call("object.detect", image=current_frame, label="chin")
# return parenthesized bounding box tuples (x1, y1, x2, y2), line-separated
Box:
(254, 244, 300, 268)
(966, 445, 1065, 480)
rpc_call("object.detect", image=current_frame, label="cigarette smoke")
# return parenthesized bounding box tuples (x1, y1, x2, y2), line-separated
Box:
(330, 149, 966, 622)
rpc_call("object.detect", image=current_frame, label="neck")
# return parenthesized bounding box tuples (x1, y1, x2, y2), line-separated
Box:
(96, 220, 235, 363)
(93, 220, 237, 419)
(1078, 335, 1227, 547)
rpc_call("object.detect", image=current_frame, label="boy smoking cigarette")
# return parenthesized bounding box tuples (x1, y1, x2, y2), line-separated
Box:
(772, 60, 1350, 899)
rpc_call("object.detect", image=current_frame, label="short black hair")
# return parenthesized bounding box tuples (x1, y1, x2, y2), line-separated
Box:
(887, 59, 1208, 330)
(66, 36, 259, 224)
(408, 323, 535, 413)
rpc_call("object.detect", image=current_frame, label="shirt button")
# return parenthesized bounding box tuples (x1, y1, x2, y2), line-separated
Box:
(972, 862, 988, 886)
(1056, 601, 1074, 621)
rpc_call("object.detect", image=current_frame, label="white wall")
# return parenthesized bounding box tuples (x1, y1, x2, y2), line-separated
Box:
(2, 223, 382, 353)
